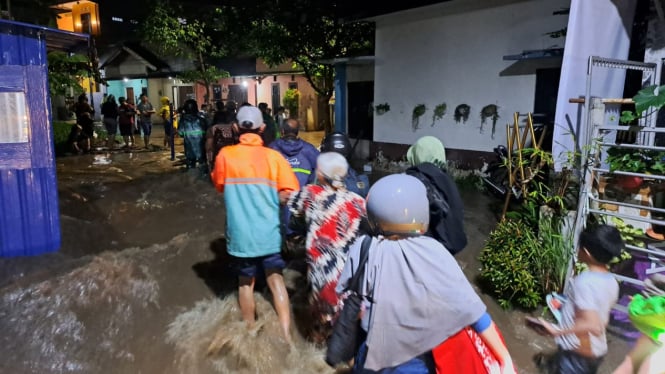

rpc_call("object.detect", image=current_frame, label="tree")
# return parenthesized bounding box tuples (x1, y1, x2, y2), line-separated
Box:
(47, 51, 89, 97)
(224, 1, 374, 133)
(141, 3, 229, 104)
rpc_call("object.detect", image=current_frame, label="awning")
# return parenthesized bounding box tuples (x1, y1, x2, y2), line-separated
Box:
(0, 19, 89, 53)
(503, 48, 564, 61)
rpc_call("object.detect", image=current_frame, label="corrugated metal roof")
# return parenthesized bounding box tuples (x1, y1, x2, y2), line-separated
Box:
(0, 19, 89, 53)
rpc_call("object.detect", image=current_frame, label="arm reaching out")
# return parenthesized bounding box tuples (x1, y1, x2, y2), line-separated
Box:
(477, 321, 517, 374)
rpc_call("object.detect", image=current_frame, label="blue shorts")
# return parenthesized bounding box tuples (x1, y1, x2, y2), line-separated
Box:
(232, 253, 286, 278)
(139, 120, 152, 136)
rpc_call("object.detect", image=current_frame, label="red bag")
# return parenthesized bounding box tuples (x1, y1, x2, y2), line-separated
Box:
(432, 326, 503, 374)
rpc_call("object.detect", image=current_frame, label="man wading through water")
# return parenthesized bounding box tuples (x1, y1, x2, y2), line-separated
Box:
(210, 105, 299, 346)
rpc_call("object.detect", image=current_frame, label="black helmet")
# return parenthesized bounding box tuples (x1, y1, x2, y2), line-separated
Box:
(320, 131, 352, 159)
(183, 99, 198, 115)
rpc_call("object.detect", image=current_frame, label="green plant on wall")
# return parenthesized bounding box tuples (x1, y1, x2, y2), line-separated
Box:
(374, 102, 390, 115)
(480, 104, 500, 139)
(283, 88, 301, 119)
(454, 104, 471, 124)
(412, 104, 427, 131)
(431, 102, 447, 126)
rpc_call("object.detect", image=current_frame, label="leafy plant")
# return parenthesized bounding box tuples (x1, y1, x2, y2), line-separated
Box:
(53, 121, 73, 156)
(283, 88, 301, 119)
(480, 104, 500, 138)
(605, 147, 665, 174)
(374, 103, 390, 115)
(479, 219, 541, 309)
(47, 52, 89, 98)
(431, 102, 447, 126)
(454, 104, 471, 124)
(412, 104, 426, 131)
(536, 210, 574, 296)
(620, 84, 665, 124)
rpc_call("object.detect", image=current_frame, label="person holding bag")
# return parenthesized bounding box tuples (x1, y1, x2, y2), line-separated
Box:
(335, 174, 517, 373)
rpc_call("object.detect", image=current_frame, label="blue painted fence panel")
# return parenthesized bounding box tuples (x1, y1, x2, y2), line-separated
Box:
(0, 22, 61, 257)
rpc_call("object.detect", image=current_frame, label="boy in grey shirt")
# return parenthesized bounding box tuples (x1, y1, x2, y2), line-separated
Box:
(534, 224, 622, 373)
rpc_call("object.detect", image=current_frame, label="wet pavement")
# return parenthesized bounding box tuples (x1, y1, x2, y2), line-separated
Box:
(0, 128, 633, 373)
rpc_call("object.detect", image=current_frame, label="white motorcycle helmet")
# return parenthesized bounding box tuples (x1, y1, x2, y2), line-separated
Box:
(366, 174, 429, 236)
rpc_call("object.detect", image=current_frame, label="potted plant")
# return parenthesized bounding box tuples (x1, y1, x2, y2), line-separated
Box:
(605, 147, 665, 189)
(412, 104, 426, 131)
(374, 102, 390, 115)
(431, 102, 446, 126)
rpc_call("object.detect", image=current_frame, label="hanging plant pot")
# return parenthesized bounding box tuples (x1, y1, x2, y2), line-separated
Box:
(616, 175, 644, 190)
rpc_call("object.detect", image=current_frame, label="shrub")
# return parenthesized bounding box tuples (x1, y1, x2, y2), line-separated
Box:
(479, 219, 541, 309)
(53, 121, 72, 156)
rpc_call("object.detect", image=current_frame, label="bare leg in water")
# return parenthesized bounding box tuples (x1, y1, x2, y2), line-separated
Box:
(265, 269, 293, 345)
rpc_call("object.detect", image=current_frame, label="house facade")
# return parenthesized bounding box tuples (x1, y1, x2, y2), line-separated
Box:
(100, 43, 321, 128)
(339, 0, 570, 167)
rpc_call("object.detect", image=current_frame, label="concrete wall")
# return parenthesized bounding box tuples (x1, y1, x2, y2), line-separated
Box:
(372, 0, 569, 154)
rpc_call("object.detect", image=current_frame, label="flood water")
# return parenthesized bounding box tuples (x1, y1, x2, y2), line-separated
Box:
(0, 131, 632, 373)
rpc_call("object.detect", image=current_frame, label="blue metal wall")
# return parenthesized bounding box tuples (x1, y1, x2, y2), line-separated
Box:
(0, 22, 61, 256)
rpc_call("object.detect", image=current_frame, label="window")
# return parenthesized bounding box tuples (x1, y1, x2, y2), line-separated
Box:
(0, 92, 29, 143)
(288, 82, 298, 90)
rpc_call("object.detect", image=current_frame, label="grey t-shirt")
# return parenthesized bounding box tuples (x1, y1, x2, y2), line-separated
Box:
(555, 271, 619, 357)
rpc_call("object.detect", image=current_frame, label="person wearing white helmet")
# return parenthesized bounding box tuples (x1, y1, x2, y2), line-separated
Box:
(336, 174, 516, 373)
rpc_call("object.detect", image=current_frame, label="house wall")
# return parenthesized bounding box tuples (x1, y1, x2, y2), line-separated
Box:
(372, 0, 569, 159)
(105, 78, 146, 105)
(195, 75, 320, 130)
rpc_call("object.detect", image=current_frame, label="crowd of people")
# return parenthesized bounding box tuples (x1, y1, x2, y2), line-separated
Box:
(69, 93, 660, 373)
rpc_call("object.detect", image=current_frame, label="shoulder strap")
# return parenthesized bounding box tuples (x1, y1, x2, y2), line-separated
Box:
(347, 235, 373, 293)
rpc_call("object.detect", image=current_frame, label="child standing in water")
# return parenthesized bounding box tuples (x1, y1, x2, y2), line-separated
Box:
(532, 224, 622, 374)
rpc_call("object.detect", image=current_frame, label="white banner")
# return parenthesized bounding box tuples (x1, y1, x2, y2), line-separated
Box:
(552, 0, 636, 169)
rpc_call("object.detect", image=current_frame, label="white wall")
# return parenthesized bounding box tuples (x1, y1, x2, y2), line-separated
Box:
(373, 0, 569, 152)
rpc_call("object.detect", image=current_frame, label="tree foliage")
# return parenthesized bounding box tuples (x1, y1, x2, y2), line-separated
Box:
(47, 51, 89, 97)
(140, 0, 374, 131)
(224, 1, 374, 131)
(141, 3, 229, 103)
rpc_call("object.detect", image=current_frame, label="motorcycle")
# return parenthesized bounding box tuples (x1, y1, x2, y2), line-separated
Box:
(481, 123, 550, 202)
(482, 145, 524, 201)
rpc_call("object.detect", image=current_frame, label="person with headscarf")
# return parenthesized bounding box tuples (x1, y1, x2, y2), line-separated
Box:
(285, 152, 366, 344)
(337, 174, 516, 373)
(405, 135, 467, 255)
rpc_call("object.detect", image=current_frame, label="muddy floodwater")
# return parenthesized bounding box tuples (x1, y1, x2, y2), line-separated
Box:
(0, 136, 632, 373)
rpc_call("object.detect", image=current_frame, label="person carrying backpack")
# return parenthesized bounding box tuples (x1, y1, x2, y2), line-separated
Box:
(270, 118, 320, 250)
(405, 135, 467, 255)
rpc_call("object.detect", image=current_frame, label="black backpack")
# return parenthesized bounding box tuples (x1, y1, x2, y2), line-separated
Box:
(406, 162, 467, 255)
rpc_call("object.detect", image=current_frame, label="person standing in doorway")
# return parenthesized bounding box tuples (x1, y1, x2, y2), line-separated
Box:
(136, 93, 155, 149)
(210, 105, 299, 345)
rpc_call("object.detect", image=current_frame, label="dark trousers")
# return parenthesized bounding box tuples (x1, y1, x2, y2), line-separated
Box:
(546, 349, 603, 374)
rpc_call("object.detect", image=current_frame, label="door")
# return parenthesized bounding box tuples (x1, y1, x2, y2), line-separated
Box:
(177, 86, 195, 109)
(125, 87, 134, 104)
(533, 68, 560, 152)
(271, 83, 280, 111)
(347, 81, 374, 140)
(227, 85, 247, 106)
